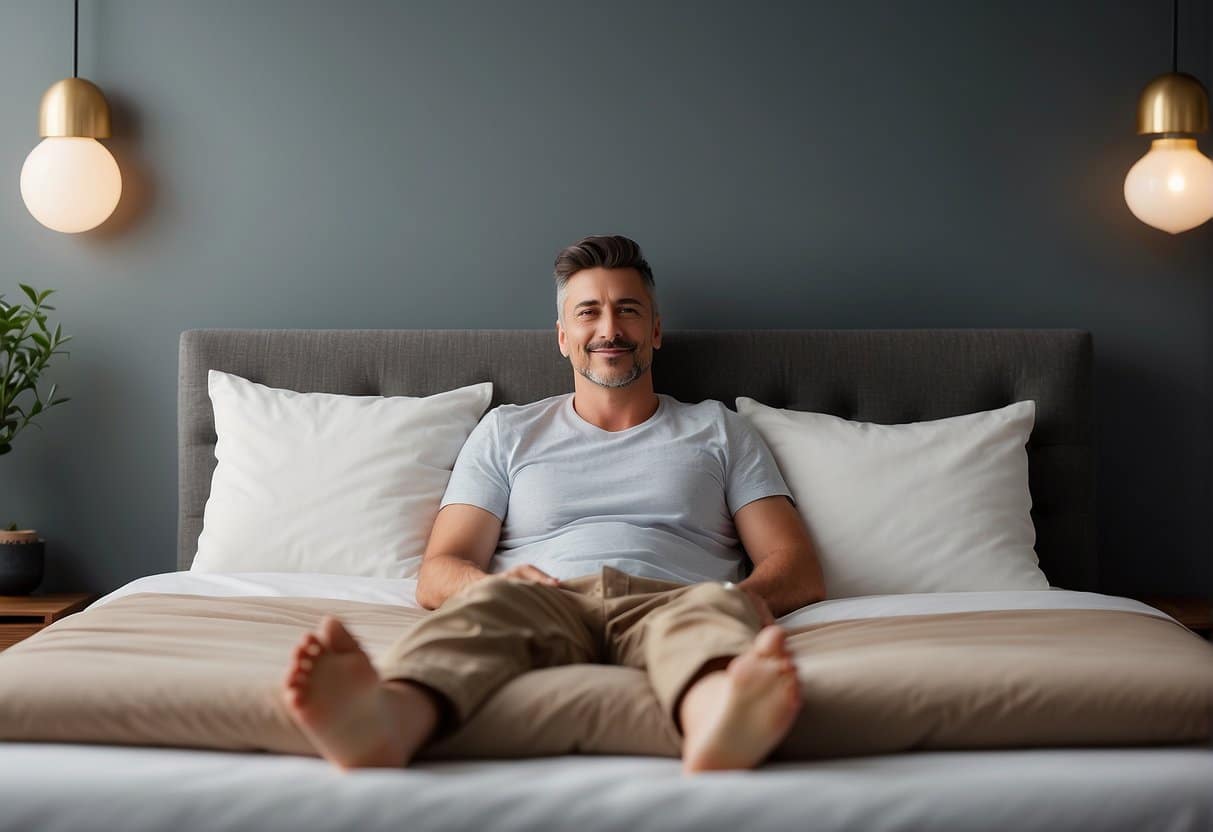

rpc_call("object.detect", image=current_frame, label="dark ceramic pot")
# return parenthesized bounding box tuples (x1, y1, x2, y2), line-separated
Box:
(0, 540, 44, 595)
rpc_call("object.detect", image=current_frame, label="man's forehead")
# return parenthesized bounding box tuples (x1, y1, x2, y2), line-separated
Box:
(565, 268, 649, 303)
(571, 296, 647, 309)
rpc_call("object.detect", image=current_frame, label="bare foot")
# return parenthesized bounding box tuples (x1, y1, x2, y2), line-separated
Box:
(281, 615, 437, 770)
(679, 625, 801, 774)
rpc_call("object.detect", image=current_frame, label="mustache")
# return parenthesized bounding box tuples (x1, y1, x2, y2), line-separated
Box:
(586, 340, 637, 352)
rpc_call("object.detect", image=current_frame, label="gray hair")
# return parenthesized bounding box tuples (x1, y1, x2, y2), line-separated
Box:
(553, 235, 657, 321)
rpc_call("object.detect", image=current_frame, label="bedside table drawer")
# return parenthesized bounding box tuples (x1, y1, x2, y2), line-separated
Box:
(0, 623, 45, 650)
(0, 595, 96, 651)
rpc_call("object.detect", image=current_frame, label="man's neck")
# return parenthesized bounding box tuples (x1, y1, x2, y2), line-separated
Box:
(570, 378, 660, 433)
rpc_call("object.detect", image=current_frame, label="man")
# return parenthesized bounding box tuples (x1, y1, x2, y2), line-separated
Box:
(282, 235, 826, 773)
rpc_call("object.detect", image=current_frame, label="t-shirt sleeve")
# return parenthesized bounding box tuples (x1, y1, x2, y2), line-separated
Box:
(439, 408, 510, 520)
(721, 407, 793, 516)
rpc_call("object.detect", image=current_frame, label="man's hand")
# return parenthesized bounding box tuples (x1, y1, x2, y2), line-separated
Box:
(733, 496, 827, 617)
(501, 564, 561, 588)
(736, 583, 776, 628)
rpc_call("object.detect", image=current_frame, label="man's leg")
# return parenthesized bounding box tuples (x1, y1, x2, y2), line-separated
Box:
(283, 576, 598, 770)
(609, 581, 801, 773)
(283, 615, 440, 771)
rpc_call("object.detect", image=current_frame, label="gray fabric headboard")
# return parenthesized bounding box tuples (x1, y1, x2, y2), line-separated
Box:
(178, 329, 1096, 591)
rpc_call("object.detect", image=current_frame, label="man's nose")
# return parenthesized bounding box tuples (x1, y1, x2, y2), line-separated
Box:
(597, 310, 623, 339)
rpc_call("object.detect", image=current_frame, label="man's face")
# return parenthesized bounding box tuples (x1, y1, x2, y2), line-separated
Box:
(556, 267, 661, 390)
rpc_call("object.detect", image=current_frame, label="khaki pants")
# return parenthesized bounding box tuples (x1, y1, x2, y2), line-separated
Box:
(377, 566, 763, 732)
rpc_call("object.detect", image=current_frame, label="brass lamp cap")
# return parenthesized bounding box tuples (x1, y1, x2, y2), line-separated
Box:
(37, 77, 112, 138)
(1137, 72, 1209, 135)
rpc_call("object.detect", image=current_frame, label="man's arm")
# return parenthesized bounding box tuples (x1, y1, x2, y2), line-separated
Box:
(415, 504, 502, 610)
(415, 504, 560, 610)
(734, 495, 826, 619)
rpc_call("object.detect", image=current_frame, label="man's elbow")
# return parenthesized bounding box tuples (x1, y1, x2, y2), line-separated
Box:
(798, 560, 827, 605)
(414, 566, 442, 610)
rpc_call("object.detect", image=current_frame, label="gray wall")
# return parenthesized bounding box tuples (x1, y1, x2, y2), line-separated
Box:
(0, 0, 1209, 599)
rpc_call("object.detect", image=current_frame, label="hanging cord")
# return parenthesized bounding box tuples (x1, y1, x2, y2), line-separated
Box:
(73, 0, 78, 78)
(1171, 0, 1178, 73)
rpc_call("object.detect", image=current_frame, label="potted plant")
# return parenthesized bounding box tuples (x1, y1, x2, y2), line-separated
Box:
(0, 285, 70, 594)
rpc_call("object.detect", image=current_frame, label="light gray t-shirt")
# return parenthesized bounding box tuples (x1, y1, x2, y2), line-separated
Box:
(439, 393, 792, 584)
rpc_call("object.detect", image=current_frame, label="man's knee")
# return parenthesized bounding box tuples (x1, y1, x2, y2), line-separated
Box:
(682, 581, 744, 606)
(455, 574, 551, 605)
(658, 581, 754, 622)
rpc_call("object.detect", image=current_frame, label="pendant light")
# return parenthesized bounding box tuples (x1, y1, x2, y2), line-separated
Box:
(1124, 0, 1213, 234)
(20, 0, 122, 234)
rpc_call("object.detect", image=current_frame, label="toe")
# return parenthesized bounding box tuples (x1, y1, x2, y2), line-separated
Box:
(284, 670, 306, 693)
(321, 616, 361, 652)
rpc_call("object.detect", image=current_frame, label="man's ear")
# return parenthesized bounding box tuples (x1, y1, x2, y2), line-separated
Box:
(556, 319, 569, 358)
(652, 315, 662, 350)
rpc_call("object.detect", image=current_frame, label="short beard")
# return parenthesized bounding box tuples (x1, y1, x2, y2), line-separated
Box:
(578, 354, 651, 389)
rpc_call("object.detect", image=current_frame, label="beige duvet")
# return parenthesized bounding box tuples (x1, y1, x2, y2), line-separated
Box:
(0, 593, 1210, 760)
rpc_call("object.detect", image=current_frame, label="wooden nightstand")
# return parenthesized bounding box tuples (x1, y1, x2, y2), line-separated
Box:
(1137, 596, 1212, 640)
(0, 593, 95, 651)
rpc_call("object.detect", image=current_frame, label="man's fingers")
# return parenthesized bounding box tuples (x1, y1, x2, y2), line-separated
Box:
(511, 565, 560, 586)
(518, 566, 543, 582)
(529, 566, 560, 586)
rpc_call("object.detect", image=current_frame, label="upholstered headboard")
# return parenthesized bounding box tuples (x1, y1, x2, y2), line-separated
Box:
(178, 329, 1096, 590)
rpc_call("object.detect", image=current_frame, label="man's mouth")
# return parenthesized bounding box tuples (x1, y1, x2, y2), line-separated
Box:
(591, 348, 633, 356)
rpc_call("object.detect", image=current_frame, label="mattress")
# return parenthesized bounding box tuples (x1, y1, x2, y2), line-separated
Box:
(1, 573, 1209, 832)
(2, 742, 1211, 832)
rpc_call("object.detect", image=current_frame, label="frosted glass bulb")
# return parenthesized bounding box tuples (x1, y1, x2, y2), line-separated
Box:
(20, 137, 122, 233)
(1123, 137, 1213, 234)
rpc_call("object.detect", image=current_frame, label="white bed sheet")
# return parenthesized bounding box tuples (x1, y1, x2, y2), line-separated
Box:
(4, 572, 1203, 832)
(89, 570, 425, 609)
(90, 570, 1179, 628)
(1, 743, 1209, 832)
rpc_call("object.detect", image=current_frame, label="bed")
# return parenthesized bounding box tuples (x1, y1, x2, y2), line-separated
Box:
(1, 328, 1211, 832)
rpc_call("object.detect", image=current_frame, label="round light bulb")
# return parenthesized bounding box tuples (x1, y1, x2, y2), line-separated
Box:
(20, 136, 122, 233)
(1123, 137, 1213, 234)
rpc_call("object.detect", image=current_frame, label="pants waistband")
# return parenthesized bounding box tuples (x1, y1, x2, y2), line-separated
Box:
(558, 566, 687, 599)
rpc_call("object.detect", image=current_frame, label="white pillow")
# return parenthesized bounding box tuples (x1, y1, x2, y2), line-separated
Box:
(735, 398, 1049, 598)
(192, 371, 492, 578)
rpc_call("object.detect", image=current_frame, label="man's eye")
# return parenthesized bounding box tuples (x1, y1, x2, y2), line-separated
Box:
(578, 309, 594, 317)
(620, 308, 638, 315)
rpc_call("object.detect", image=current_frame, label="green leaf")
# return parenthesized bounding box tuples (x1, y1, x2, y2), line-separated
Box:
(0, 284, 69, 452)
